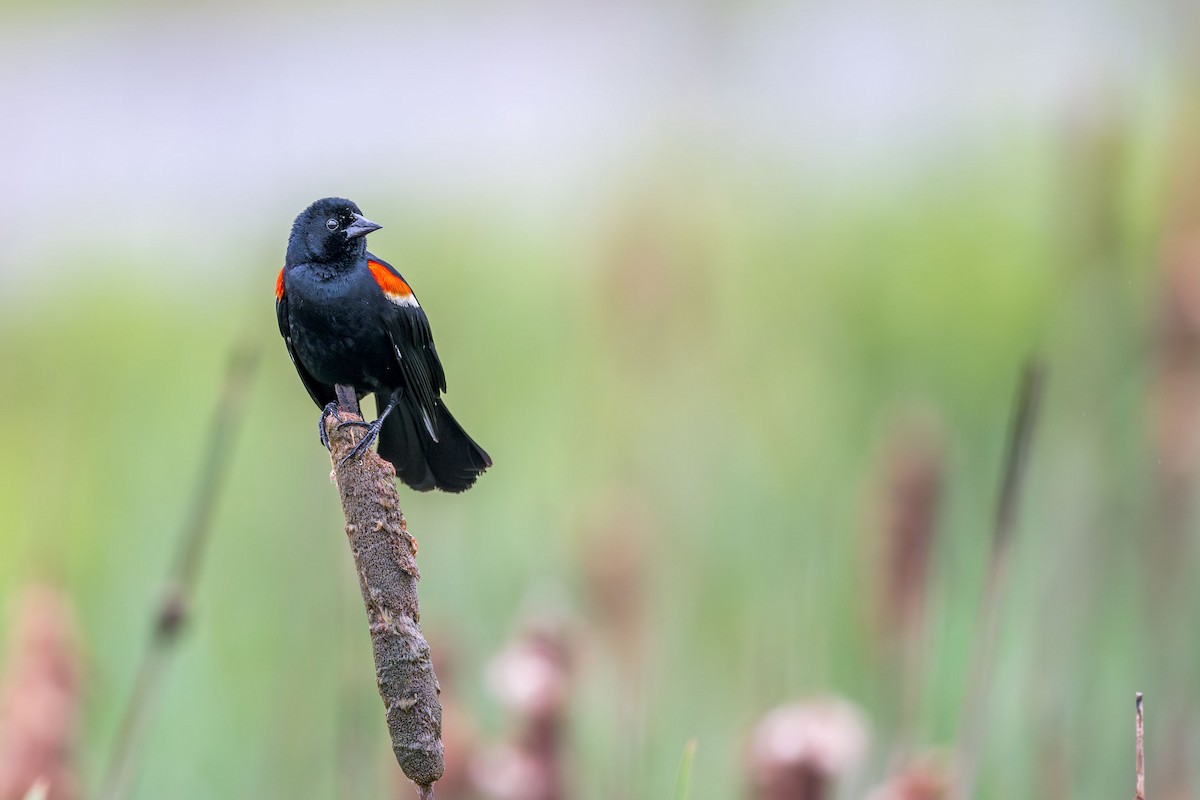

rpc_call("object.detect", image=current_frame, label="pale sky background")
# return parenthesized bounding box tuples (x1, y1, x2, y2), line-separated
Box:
(0, 0, 1186, 297)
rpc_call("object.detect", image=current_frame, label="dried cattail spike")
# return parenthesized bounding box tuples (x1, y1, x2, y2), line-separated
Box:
(470, 744, 550, 800)
(875, 415, 944, 639)
(578, 494, 649, 670)
(474, 620, 573, 800)
(746, 697, 869, 800)
(865, 753, 949, 800)
(485, 622, 571, 727)
(1153, 234, 1200, 483)
(0, 584, 81, 800)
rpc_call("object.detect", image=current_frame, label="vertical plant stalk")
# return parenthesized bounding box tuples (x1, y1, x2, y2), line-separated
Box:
(325, 398, 444, 799)
(97, 339, 259, 800)
(1135, 692, 1145, 800)
(951, 360, 1045, 800)
(672, 739, 697, 800)
(873, 417, 943, 747)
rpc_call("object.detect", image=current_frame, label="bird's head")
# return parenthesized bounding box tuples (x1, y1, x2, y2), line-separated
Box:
(286, 197, 382, 266)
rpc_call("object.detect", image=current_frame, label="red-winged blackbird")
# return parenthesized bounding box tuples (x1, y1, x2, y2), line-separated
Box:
(276, 197, 491, 492)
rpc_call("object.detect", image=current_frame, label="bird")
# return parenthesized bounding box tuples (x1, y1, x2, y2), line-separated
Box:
(276, 197, 491, 492)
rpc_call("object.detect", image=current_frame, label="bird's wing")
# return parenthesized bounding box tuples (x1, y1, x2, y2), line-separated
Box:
(276, 267, 336, 409)
(365, 255, 448, 437)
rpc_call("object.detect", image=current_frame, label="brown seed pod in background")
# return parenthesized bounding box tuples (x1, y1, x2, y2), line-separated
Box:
(865, 753, 948, 800)
(745, 696, 869, 800)
(472, 620, 573, 800)
(0, 584, 81, 800)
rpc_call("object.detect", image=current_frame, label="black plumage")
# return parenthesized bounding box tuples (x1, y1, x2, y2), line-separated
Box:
(276, 197, 491, 492)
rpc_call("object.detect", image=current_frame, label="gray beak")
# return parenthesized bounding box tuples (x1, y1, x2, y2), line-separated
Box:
(344, 212, 382, 239)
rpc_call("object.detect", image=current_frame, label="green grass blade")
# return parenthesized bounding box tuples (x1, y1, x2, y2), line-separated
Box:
(672, 738, 697, 800)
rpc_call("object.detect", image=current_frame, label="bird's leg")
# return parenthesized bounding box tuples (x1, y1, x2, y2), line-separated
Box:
(335, 383, 362, 417)
(340, 390, 401, 465)
(333, 383, 371, 432)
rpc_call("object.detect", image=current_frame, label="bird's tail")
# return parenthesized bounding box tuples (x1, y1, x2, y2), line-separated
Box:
(375, 393, 491, 492)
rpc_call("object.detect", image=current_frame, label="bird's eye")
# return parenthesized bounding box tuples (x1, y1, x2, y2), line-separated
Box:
(326, 218, 339, 231)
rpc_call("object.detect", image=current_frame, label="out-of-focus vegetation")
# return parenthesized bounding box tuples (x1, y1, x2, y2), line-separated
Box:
(2, 2, 1200, 799)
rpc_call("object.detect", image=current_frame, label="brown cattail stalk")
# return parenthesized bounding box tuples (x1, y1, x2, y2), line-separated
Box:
(387, 634, 477, 800)
(873, 416, 943, 745)
(325, 394, 443, 798)
(1147, 136, 1200, 800)
(878, 423, 943, 638)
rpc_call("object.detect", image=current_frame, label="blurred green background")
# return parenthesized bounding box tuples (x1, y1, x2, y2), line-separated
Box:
(2, 0, 1199, 798)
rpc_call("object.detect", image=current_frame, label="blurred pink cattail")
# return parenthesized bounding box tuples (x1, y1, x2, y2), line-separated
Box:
(1152, 234, 1200, 488)
(598, 205, 714, 366)
(0, 585, 81, 800)
(579, 495, 649, 671)
(1147, 231, 1200, 800)
(603, 218, 677, 332)
(867, 415, 943, 742)
(746, 697, 869, 800)
(873, 417, 944, 641)
(865, 754, 948, 800)
(435, 701, 479, 800)
(472, 622, 572, 800)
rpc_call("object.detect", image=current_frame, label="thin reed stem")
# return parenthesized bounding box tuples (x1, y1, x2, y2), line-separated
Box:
(951, 360, 1045, 800)
(97, 337, 260, 800)
(1135, 692, 1145, 800)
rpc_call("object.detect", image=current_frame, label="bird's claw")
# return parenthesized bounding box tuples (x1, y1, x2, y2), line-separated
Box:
(321, 401, 382, 464)
(319, 403, 369, 448)
(318, 402, 340, 449)
(338, 418, 385, 466)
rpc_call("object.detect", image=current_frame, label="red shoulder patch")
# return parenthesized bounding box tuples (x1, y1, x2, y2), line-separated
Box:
(275, 267, 285, 301)
(368, 259, 418, 306)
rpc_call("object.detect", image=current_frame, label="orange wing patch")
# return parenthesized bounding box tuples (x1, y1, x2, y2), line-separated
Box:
(368, 260, 419, 307)
(276, 267, 285, 301)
